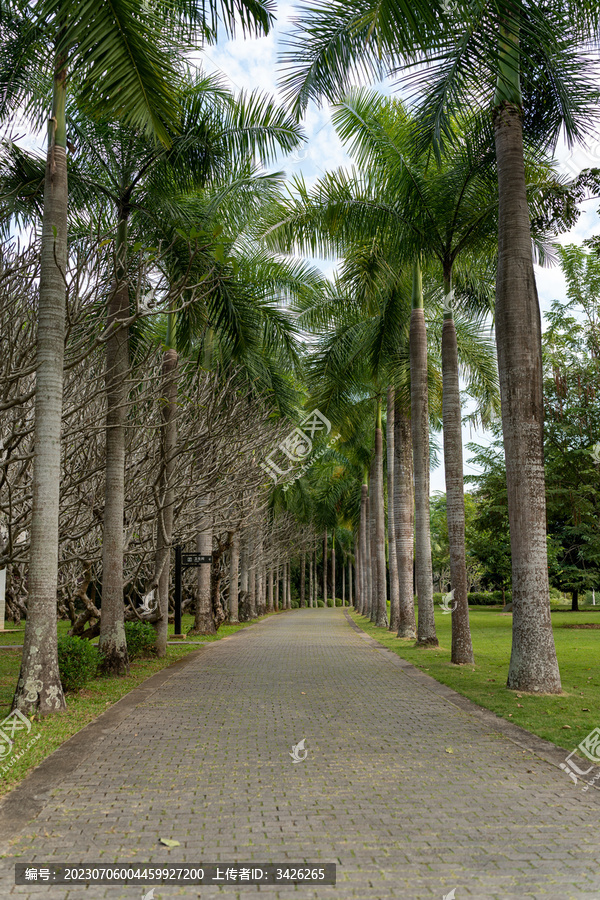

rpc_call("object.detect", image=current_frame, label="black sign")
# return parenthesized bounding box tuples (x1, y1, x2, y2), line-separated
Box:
(182, 553, 212, 566)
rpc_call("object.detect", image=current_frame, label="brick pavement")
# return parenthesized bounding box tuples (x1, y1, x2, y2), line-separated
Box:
(0, 608, 598, 900)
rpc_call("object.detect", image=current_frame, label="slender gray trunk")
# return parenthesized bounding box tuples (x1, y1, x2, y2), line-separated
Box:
(349, 558, 353, 608)
(374, 423, 388, 627)
(331, 535, 336, 607)
(323, 531, 328, 607)
(274, 562, 279, 611)
(229, 530, 240, 623)
(300, 551, 306, 607)
(395, 403, 416, 639)
(410, 262, 438, 646)
(342, 559, 345, 607)
(267, 566, 274, 612)
(155, 348, 178, 656)
(363, 484, 373, 618)
(193, 495, 215, 634)
(309, 554, 313, 608)
(494, 100, 560, 691)
(369, 461, 378, 623)
(387, 387, 400, 631)
(14, 70, 68, 714)
(99, 216, 131, 675)
(442, 307, 474, 664)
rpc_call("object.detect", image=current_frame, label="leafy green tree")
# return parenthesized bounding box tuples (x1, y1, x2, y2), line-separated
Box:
(543, 245, 600, 609)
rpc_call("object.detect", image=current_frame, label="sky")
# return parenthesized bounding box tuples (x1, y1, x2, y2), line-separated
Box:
(201, 7, 600, 492)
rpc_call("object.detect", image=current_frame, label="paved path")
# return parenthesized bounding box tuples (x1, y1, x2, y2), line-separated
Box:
(1, 609, 599, 900)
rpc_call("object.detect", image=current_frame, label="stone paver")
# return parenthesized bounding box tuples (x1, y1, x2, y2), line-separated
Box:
(0, 609, 599, 900)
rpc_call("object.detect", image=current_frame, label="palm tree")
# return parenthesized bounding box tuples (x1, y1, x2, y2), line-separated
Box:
(4, 0, 276, 711)
(277, 0, 598, 690)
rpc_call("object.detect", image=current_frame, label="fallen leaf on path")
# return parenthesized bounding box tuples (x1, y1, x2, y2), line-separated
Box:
(159, 838, 180, 848)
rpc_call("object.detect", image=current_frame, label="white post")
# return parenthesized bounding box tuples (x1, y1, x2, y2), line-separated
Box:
(593, 588, 596, 606)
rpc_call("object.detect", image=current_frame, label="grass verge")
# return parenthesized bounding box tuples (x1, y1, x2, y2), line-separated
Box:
(349, 606, 599, 752)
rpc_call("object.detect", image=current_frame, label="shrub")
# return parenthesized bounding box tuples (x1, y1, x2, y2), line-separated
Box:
(57, 636, 102, 693)
(316, 599, 325, 607)
(468, 591, 511, 605)
(124, 621, 156, 659)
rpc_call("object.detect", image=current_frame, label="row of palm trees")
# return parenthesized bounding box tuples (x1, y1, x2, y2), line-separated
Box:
(271, 0, 600, 692)
(2, 0, 596, 713)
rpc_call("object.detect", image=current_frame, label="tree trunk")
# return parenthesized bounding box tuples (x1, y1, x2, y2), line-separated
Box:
(248, 535, 257, 618)
(287, 560, 291, 608)
(494, 97, 561, 692)
(323, 530, 328, 607)
(363, 486, 371, 617)
(274, 562, 280, 611)
(394, 403, 416, 638)
(411, 260, 438, 646)
(229, 530, 240, 623)
(442, 298, 474, 664)
(154, 347, 178, 657)
(342, 559, 346, 607)
(571, 590, 579, 612)
(192, 495, 215, 634)
(331, 532, 336, 607)
(374, 412, 388, 627)
(238, 530, 251, 620)
(369, 460, 378, 623)
(353, 534, 360, 610)
(309, 554, 313, 608)
(359, 485, 368, 616)
(13, 67, 68, 714)
(267, 566, 274, 612)
(99, 212, 131, 676)
(300, 551, 306, 607)
(386, 387, 400, 631)
(349, 556, 354, 608)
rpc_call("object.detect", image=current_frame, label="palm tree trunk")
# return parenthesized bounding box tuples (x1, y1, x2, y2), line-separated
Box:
(442, 282, 474, 664)
(155, 347, 178, 657)
(192, 496, 215, 634)
(309, 553, 313, 608)
(365, 488, 372, 617)
(374, 402, 388, 627)
(349, 558, 353, 607)
(493, 23, 561, 692)
(287, 560, 291, 608)
(323, 530, 328, 607)
(274, 562, 280, 610)
(342, 559, 345, 607)
(229, 530, 240, 623)
(353, 534, 360, 610)
(387, 387, 400, 631)
(13, 65, 68, 714)
(395, 401, 416, 639)
(300, 551, 306, 607)
(99, 212, 131, 675)
(411, 259, 438, 646)
(331, 530, 336, 607)
(369, 459, 378, 623)
(359, 483, 368, 615)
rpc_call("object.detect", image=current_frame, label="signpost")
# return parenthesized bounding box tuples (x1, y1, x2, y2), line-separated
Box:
(174, 546, 212, 637)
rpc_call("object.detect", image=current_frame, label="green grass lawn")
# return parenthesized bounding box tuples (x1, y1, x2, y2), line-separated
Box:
(0, 613, 273, 796)
(350, 606, 600, 752)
